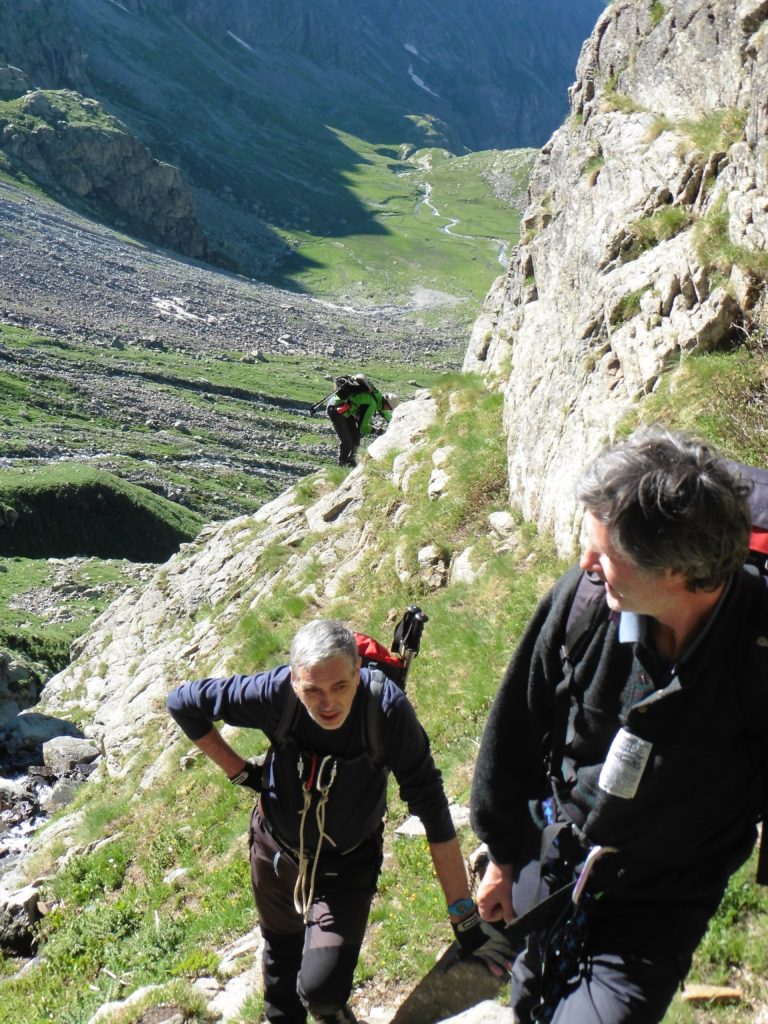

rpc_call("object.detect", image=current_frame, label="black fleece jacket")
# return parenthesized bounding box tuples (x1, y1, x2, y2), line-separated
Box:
(471, 565, 768, 956)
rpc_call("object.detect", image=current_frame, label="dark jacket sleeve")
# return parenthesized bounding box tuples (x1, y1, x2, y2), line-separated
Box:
(381, 683, 456, 844)
(470, 567, 582, 865)
(166, 665, 290, 741)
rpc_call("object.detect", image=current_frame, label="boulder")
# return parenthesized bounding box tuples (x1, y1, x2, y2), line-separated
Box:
(0, 65, 30, 100)
(0, 883, 41, 956)
(42, 736, 100, 774)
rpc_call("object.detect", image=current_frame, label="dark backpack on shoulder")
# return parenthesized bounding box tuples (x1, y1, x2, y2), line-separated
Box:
(334, 375, 372, 401)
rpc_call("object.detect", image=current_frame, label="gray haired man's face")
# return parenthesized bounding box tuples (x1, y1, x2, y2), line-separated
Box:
(291, 655, 361, 729)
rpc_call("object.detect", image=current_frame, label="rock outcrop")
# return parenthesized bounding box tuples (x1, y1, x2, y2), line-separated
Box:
(466, 0, 768, 555)
(0, 88, 209, 261)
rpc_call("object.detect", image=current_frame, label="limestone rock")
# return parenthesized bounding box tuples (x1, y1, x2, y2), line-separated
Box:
(42, 736, 100, 773)
(0, 882, 41, 955)
(0, 90, 208, 261)
(0, 65, 30, 100)
(450, 547, 483, 585)
(443, 1002, 515, 1023)
(470, 0, 768, 555)
(0, 654, 44, 726)
(428, 467, 450, 499)
(417, 544, 448, 589)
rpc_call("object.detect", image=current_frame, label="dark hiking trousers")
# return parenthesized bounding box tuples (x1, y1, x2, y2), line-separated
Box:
(327, 407, 360, 466)
(249, 807, 382, 1023)
(509, 935, 687, 1024)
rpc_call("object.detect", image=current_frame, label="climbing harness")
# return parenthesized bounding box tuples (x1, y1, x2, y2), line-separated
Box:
(531, 845, 618, 1023)
(293, 753, 339, 922)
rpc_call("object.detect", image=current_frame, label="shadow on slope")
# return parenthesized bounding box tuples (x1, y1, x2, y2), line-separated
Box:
(0, 465, 204, 562)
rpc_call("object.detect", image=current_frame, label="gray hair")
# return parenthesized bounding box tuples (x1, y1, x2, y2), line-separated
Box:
(290, 619, 359, 672)
(577, 425, 751, 590)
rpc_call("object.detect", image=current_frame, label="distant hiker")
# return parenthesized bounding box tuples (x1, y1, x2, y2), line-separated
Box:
(471, 425, 768, 1024)
(167, 618, 513, 1024)
(325, 374, 394, 467)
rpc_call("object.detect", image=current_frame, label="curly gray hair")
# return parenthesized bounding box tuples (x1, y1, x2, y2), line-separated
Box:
(577, 425, 752, 590)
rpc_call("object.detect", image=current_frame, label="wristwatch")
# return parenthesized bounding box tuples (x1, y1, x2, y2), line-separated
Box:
(229, 766, 252, 786)
(447, 897, 476, 917)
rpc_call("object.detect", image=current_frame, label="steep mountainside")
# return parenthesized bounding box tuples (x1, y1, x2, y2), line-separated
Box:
(0, 0, 602, 277)
(466, 0, 768, 554)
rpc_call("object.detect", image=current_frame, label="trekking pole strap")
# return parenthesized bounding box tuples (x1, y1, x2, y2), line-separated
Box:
(501, 881, 576, 948)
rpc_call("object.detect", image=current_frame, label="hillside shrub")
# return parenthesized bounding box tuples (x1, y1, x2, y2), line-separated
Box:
(694, 194, 768, 283)
(610, 287, 648, 326)
(622, 205, 692, 262)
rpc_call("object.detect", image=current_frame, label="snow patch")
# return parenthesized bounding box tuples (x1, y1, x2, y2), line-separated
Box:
(152, 296, 218, 324)
(227, 30, 255, 53)
(407, 65, 440, 98)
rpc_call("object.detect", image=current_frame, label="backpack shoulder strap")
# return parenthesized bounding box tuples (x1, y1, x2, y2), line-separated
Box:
(365, 670, 387, 767)
(549, 572, 609, 781)
(737, 571, 768, 884)
(273, 677, 300, 748)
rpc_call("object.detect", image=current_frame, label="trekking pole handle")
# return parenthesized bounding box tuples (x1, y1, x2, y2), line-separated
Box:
(572, 845, 618, 905)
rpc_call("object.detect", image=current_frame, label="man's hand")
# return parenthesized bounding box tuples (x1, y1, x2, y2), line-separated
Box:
(476, 859, 515, 924)
(452, 904, 515, 975)
(228, 760, 262, 792)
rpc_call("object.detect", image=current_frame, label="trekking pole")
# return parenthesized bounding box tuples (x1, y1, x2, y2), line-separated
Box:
(392, 605, 428, 689)
(309, 391, 336, 416)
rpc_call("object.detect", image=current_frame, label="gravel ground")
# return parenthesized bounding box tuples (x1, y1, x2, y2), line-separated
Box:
(0, 179, 465, 361)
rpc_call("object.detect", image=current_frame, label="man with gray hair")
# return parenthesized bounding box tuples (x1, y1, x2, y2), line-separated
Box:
(168, 618, 513, 1024)
(471, 426, 768, 1023)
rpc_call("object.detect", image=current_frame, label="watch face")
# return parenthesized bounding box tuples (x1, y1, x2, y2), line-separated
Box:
(449, 898, 475, 916)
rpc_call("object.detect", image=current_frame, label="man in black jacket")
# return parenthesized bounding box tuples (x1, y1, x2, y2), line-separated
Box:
(168, 618, 512, 1024)
(471, 426, 768, 1023)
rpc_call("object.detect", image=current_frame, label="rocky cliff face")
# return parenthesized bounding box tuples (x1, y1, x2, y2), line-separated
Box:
(0, 0, 87, 91)
(0, 87, 209, 260)
(63, 0, 602, 152)
(465, 0, 768, 555)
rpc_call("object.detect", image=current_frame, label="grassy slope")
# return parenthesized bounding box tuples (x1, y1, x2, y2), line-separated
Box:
(0, 323, 447, 522)
(3, 359, 768, 1022)
(271, 139, 535, 318)
(0, 320, 447, 670)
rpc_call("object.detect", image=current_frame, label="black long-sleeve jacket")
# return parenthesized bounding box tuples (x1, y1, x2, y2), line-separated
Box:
(168, 666, 455, 853)
(471, 565, 768, 956)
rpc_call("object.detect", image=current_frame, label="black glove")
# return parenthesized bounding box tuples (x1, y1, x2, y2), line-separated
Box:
(228, 761, 262, 793)
(452, 906, 515, 971)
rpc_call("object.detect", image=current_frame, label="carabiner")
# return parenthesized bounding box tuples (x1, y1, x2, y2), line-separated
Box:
(572, 845, 618, 905)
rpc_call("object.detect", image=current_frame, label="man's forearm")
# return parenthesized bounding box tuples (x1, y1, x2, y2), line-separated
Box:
(429, 838, 472, 915)
(194, 727, 247, 778)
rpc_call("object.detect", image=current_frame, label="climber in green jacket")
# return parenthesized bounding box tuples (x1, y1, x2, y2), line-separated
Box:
(326, 375, 395, 467)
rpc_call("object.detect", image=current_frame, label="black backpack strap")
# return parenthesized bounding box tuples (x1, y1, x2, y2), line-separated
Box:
(757, 813, 768, 885)
(365, 670, 387, 767)
(549, 573, 608, 782)
(260, 679, 300, 788)
(269, 670, 388, 769)
(273, 680, 300, 747)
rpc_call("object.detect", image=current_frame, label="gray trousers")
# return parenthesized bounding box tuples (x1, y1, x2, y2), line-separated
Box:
(249, 807, 382, 1023)
(510, 938, 685, 1023)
